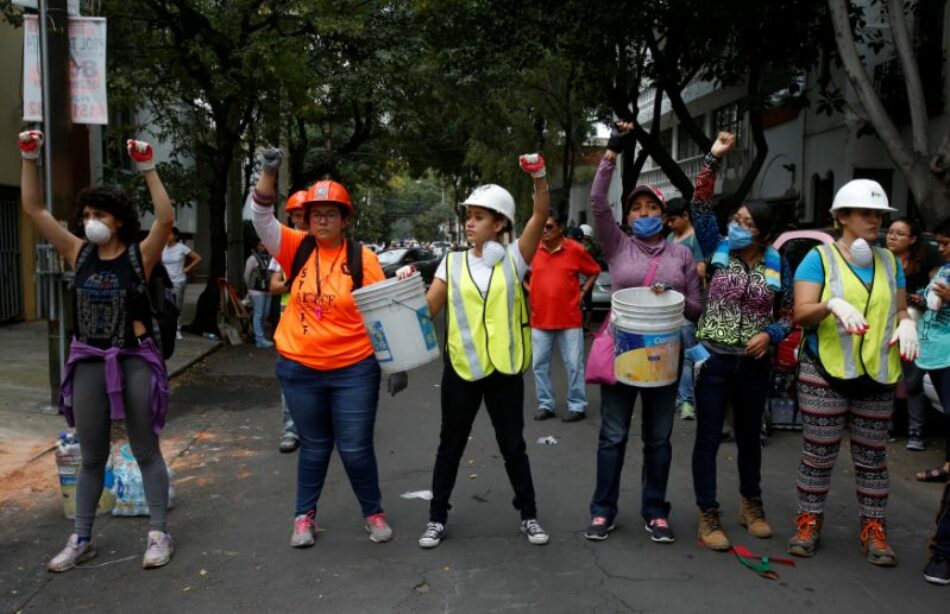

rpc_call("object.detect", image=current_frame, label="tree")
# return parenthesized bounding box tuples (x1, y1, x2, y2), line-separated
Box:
(827, 0, 949, 227)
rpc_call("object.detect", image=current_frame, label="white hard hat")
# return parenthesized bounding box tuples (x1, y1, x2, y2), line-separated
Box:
(830, 179, 896, 212)
(579, 223, 593, 238)
(461, 184, 516, 225)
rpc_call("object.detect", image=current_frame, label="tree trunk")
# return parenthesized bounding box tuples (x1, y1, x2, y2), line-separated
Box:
(189, 164, 229, 335)
(887, 0, 929, 155)
(725, 64, 768, 208)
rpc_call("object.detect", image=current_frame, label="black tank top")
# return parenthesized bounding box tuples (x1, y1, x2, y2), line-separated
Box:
(73, 247, 152, 349)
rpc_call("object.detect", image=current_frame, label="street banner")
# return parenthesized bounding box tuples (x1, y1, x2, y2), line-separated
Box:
(23, 15, 109, 125)
(12, 1, 81, 16)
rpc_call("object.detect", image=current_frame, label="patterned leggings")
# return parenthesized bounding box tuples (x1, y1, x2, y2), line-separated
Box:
(795, 357, 894, 521)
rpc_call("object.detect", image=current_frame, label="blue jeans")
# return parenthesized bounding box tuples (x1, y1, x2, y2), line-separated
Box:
(250, 293, 271, 345)
(531, 327, 587, 414)
(676, 321, 697, 406)
(590, 381, 677, 522)
(692, 352, 771, 510)
(276, 356, 382, 517)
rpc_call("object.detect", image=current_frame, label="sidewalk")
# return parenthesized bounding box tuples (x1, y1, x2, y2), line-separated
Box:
(0, 283, 221, 485)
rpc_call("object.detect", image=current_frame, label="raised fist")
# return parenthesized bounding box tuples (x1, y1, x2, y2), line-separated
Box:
(259, 147, 283, 175)
(606, 122, 637, 154)
(19, 130, 44, 160)
(127, 139, 155, 172)
(519, 153, 546, 178)
(710, 131, 737, 158)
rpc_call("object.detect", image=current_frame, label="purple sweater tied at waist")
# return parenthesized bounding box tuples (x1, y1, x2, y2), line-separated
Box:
(60, 337, 170, 434)
(589, 156, 703, 320)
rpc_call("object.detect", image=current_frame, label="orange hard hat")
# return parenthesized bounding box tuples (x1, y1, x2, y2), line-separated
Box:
(284, 190, 309, 213)
(306, 180, 353, 212)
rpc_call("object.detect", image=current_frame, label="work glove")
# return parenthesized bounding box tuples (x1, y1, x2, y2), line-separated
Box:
(127, 139, 155, 172)
(395, 265, 416, 280)
(889, 318, 919, 361)
(518, 153, 546, 178)
(259, 147, 283, 175)
(606, 123, 637, 154)
(826, 297, 868, 335)
(18, 130, 44, 160)
(387, 371, 408, 396)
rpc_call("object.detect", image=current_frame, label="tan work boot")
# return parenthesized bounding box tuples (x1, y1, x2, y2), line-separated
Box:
(697, 507, 731, 551)
(738, 497, 773, 539)
(787, 512, 822, 557)
(860, 519, 897, 567)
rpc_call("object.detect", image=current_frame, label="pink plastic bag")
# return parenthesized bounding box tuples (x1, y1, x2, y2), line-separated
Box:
(585, 314, 616, 385)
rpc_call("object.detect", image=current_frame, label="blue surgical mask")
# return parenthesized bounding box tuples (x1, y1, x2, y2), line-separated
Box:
(632, 216, 663, 239)
(727, 222, 754, 250)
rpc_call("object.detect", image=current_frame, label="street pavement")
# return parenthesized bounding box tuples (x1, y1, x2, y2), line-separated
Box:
(1, 334, 949, 613)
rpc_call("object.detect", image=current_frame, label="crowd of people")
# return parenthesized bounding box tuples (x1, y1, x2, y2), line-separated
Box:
(18, 121, 950, 586)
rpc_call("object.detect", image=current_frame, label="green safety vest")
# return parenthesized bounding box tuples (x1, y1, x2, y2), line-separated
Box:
(445, 250, 531, 381)
(815, 244, 901, 385)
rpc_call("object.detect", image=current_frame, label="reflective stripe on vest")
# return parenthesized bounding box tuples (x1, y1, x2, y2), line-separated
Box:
(446, 250, 530, 381)
(816, 244, 901, 385)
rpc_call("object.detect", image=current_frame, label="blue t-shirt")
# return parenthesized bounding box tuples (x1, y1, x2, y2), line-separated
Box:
(794, 247, 906, 355)
(917, 264, 950, 371)
(667, 231, 705, 263)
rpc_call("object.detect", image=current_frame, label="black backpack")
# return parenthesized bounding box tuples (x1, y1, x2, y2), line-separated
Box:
(73, 242, 179, 360)
(249, 252, 272, 292)
(287, 236, 363, 290)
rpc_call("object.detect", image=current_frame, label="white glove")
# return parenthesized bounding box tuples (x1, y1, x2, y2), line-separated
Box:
(827, 297, 868, 335)
(928, 281, 947, 311)
(889, 318, 919, 361)
(127, 139, 155, 172)
(18, 130, 44, 160)
(395, 265, 416, 280)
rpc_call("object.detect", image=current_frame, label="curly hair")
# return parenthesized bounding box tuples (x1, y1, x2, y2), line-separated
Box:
(74, 186, 141, 245)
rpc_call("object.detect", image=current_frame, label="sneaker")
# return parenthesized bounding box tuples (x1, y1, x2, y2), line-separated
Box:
(645, 517, 675, 543)
(418, 522, 446, 549)
(176, 330, 184, 340)
(364, 513, 393, 543)
(585, 516, 615, 541)
(679, 402, 696, 421)
(860, 519, 897, 567)
(787, 512, 822, 557)
(906, 431, 926, 451)
(738, 497, 773, 539)
(697, 507, 731, 551)
(924, 554, 950, 585)
(256, 340, 275, 349)
(534, 408, 555, 421)
(279, 436, 300, 453)
(520, 518, 550, 545)
(47, 534, 97, 572)
(562, 411, 586, 423)
(142, 531, 174, 569)
(290, 510, 317, 548)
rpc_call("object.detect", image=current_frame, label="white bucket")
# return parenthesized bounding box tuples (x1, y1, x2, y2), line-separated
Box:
(611, 287, 685, 387)
(352, 272, 440, 374)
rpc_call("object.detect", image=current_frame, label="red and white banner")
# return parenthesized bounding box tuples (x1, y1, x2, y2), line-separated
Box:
(23, 15, 109, 125)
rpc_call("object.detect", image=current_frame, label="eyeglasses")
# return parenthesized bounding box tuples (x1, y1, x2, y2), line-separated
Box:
(731, 214, 758, 232)
(311, 211, 341, 222)
(544, 224, 556, 230)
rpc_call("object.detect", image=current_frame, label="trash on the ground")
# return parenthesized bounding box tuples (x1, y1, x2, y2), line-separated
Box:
(199, 569, 208, 576)
(400, 490, 433, 501)
(55, 432, 114, 519)
(468, 473, 478, 479)
(537, 436, 558, 445)
(112, 443, 175, 516)
(467, 459, 475, 465)
(732, 545, 795, 580)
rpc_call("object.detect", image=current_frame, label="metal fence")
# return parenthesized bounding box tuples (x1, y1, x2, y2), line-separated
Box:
(0, 191, 23, 323)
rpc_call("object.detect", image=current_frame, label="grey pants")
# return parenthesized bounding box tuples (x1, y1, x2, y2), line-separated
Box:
(72, 357, 169, 537)
(902, 359, 929, 433)
(172, 280, 187, 331)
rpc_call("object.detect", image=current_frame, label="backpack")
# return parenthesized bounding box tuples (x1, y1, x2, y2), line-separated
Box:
(287, 236, 363, 291)
(249, 253, 272, 292)
(73, 242, 179, 360)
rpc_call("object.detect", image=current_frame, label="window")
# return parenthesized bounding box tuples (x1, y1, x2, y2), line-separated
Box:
(676, 116, 705, 160)
(712, 103, 743, 144)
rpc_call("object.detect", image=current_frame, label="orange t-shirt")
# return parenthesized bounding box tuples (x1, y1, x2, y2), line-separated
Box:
(273, 225, 385, 371)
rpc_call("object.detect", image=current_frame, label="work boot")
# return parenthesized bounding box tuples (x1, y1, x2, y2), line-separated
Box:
(787, 512, 822, 557)
(738, 497, 773, 539)
(860, 519, 897, 567)
(697, 507, 731, 551)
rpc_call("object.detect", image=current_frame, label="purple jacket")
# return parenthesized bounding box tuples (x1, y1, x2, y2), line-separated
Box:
(590, 156, 703, 320)
(60, 337, 169, 434)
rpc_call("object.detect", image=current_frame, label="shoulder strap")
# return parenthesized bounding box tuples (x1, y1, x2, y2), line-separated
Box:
(347, 240, 364, 290)
(127, 242, 147, 286)
(288, 235, 317, 289)
(68, 242, 97, 290)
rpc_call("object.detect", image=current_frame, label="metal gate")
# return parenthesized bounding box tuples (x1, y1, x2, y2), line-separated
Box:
(0, 190, 23, 323)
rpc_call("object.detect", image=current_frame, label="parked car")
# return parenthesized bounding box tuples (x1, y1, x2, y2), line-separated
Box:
(377, 247, 441, 285)
(587, 271, 612, 313)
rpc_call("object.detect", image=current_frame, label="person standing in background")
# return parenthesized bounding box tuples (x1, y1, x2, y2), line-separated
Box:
(162, 227, 202, 339)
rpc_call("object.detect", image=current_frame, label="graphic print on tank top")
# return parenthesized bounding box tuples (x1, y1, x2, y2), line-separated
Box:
(76, 266, 130, 348)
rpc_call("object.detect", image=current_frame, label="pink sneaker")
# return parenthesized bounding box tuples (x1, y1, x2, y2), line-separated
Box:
(48, 534, 97, 572)
(364, 512, 393, 543)
(291, 510, 317, 548)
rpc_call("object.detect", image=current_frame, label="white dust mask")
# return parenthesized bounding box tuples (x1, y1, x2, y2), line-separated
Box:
(480, 241, 506, 268)
(849, 238, 873, 267)
(84, 219, 113, 245)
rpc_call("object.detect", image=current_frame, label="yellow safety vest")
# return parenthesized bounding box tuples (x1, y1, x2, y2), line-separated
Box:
(815, 244, 901, 385)
(445, 250, 531, 381)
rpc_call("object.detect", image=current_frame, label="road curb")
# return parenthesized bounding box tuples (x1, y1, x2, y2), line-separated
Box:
(168, 341, 225, 380)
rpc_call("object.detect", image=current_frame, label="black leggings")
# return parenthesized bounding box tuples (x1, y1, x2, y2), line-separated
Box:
(429, 367, 537, 524)
(72, 358, 169, 537)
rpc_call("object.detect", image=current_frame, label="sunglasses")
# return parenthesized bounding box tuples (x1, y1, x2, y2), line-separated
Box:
(544, 223, 556, 230)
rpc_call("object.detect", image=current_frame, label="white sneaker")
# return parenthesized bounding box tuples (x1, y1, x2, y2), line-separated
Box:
(521, 518, 550, 545)
(48, 534, 97, 572)
(291, 511, 317, 548)
(175, 331, 184, 340)
(142, 531, 174, 569)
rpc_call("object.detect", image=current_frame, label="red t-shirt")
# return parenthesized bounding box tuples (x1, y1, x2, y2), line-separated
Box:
(528, 238, 601, 329)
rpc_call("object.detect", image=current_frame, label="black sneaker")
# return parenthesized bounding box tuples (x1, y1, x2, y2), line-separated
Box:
(520, 519, 550, 545)
(924, 554, 950, 585)
(645, 517, 676, 543)
(418, 522, 445, 549)
(534, 409, 555, 421)
(562, 411, 586, 423)
(585, 516, 615, 541)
